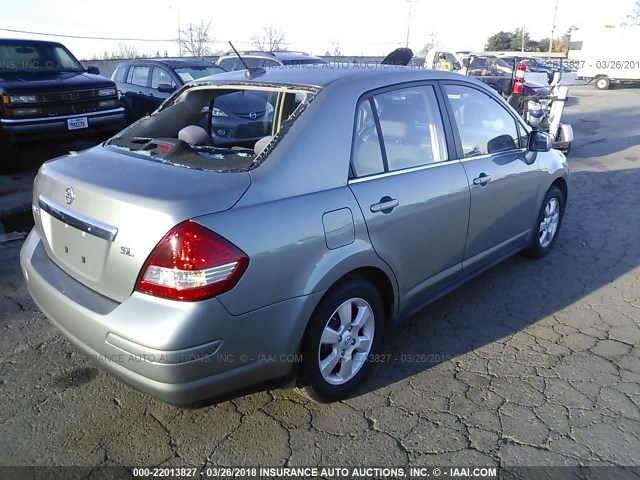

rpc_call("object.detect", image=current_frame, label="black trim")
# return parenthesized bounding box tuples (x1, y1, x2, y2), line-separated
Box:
(368, 97, 388, 172)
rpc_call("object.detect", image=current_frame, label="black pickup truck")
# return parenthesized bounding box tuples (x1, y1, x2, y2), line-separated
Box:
(0, 39, 125, 172)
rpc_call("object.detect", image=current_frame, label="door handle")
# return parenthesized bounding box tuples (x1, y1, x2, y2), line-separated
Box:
(370, 197, 399, 213)
(473, 173, 492, 186)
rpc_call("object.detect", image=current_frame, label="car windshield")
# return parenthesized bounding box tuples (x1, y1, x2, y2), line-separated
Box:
(174, 66, 225, 83)
(105, 86, 314, 172)
(0, 41, 84, 73)
(465, 56, 509, 73)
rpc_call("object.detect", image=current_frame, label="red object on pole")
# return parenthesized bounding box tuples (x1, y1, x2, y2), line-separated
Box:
(512, 62, 526, 94)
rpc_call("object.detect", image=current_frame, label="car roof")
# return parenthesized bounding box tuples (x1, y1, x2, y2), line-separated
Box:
(117, 58, 215, 69)
(0, 38, 66, 48)
(191, 64, 487, 90)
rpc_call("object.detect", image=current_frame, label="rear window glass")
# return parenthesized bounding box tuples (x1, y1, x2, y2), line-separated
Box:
(112, 65, 128, 82)
(217, 58, 237, 71)
(106, 86, 315, 172)
(128, 66, 150, 87)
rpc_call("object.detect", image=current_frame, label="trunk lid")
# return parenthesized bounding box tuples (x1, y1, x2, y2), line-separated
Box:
(33, 145, 251, 302)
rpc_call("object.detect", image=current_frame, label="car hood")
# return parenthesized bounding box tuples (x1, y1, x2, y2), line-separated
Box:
(32, 145, 251, 302)
(0, 71, 114, 93)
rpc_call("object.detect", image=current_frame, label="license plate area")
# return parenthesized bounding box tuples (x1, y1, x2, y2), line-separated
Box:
(40, 211, 110, 282)
(67, 117, 88, 130)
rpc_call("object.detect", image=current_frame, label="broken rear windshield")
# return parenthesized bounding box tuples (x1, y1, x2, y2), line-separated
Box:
(105, 85, 315, 172)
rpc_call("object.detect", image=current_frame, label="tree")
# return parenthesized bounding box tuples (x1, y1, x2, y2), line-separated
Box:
(117, 43, 138, 59)
(485, 31, 516, 51)
(538, 37, 565, 53)
(178, 20, 213, 57)
(418, 33, 439, 56)
(251, 25, 286, 51)
(510, 28, 532, 51)
(628, 0, 640, 25)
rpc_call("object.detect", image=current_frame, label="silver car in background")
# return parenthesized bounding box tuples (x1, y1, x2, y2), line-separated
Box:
(20, 65, 568, 405)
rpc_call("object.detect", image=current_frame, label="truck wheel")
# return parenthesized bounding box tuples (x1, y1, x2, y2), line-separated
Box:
(595, 77, 611, 90)
(0, 139, 22, 174)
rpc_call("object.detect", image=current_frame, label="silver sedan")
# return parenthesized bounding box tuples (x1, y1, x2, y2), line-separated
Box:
(20, 65, 568, 405)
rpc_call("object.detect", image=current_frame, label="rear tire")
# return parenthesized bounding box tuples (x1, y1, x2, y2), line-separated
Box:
(300, 278, 384, 402)
(526, 186, 565, 258)
(595, 77, 611, 90)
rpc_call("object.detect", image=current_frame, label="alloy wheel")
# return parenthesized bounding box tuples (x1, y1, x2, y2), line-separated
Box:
(539, 197, 560, 248)
(317, 298, 375, 386)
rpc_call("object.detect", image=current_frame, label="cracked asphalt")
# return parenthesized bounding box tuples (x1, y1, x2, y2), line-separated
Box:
(0, 86, 639, 475)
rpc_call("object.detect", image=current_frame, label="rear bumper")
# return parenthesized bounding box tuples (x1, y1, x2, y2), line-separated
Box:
(1, 108, 125, 143)
(20, 229, 323, 405)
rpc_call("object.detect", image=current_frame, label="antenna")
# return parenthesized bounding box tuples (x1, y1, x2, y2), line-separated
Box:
(228, 41, 266, 79)
(228, 41, 249, 70)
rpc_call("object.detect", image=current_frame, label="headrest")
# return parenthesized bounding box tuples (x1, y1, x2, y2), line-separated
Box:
(178, 125, 212, 146)
(254, 135, 273, 155)
(379, 120, 407, 139)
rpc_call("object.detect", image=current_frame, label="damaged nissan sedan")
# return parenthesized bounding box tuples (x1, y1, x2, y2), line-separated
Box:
(20, 64, 569, 405)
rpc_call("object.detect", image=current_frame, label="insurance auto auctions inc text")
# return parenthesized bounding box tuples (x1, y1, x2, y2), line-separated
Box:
(255, 466, 498, 478)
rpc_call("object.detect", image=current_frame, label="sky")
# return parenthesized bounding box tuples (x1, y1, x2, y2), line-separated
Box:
(0, 0, 633, 59)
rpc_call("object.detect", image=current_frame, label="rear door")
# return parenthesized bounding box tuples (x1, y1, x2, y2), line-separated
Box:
(441, 82, 540, 270)
(348, 83, 470, 311)
(124, 65, 153, 121)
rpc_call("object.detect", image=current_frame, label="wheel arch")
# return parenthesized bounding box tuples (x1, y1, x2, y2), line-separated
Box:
(308, 265, 397, 329)
(552, 177, 568, 207)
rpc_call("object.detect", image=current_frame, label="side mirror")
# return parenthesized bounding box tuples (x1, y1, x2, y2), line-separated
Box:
(528, 130, 553, 152)
(452, 62, 462, 71)
(86, 66, 100, 75)
(487, 134, 517, 153)
(157, 83, 176, 93)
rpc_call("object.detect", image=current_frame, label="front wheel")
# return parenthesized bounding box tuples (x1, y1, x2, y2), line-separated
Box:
(526, 186, 565, 258)
(300, 278, 384, 402)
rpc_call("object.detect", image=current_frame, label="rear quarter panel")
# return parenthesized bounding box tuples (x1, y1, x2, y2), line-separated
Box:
(195, 186, 397, 317)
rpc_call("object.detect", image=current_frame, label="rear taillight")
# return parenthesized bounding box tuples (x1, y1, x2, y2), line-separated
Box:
(135, 221, 248, 301)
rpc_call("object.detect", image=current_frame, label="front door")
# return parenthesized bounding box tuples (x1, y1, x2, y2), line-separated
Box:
(442, 83, 540, 269)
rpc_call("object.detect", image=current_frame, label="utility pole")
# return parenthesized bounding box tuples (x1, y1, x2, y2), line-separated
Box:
(405, 0, 416, 48)
(521, 26, 525, 52)
(549, 0, 560, 53)
(177, 8, 182, 57)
